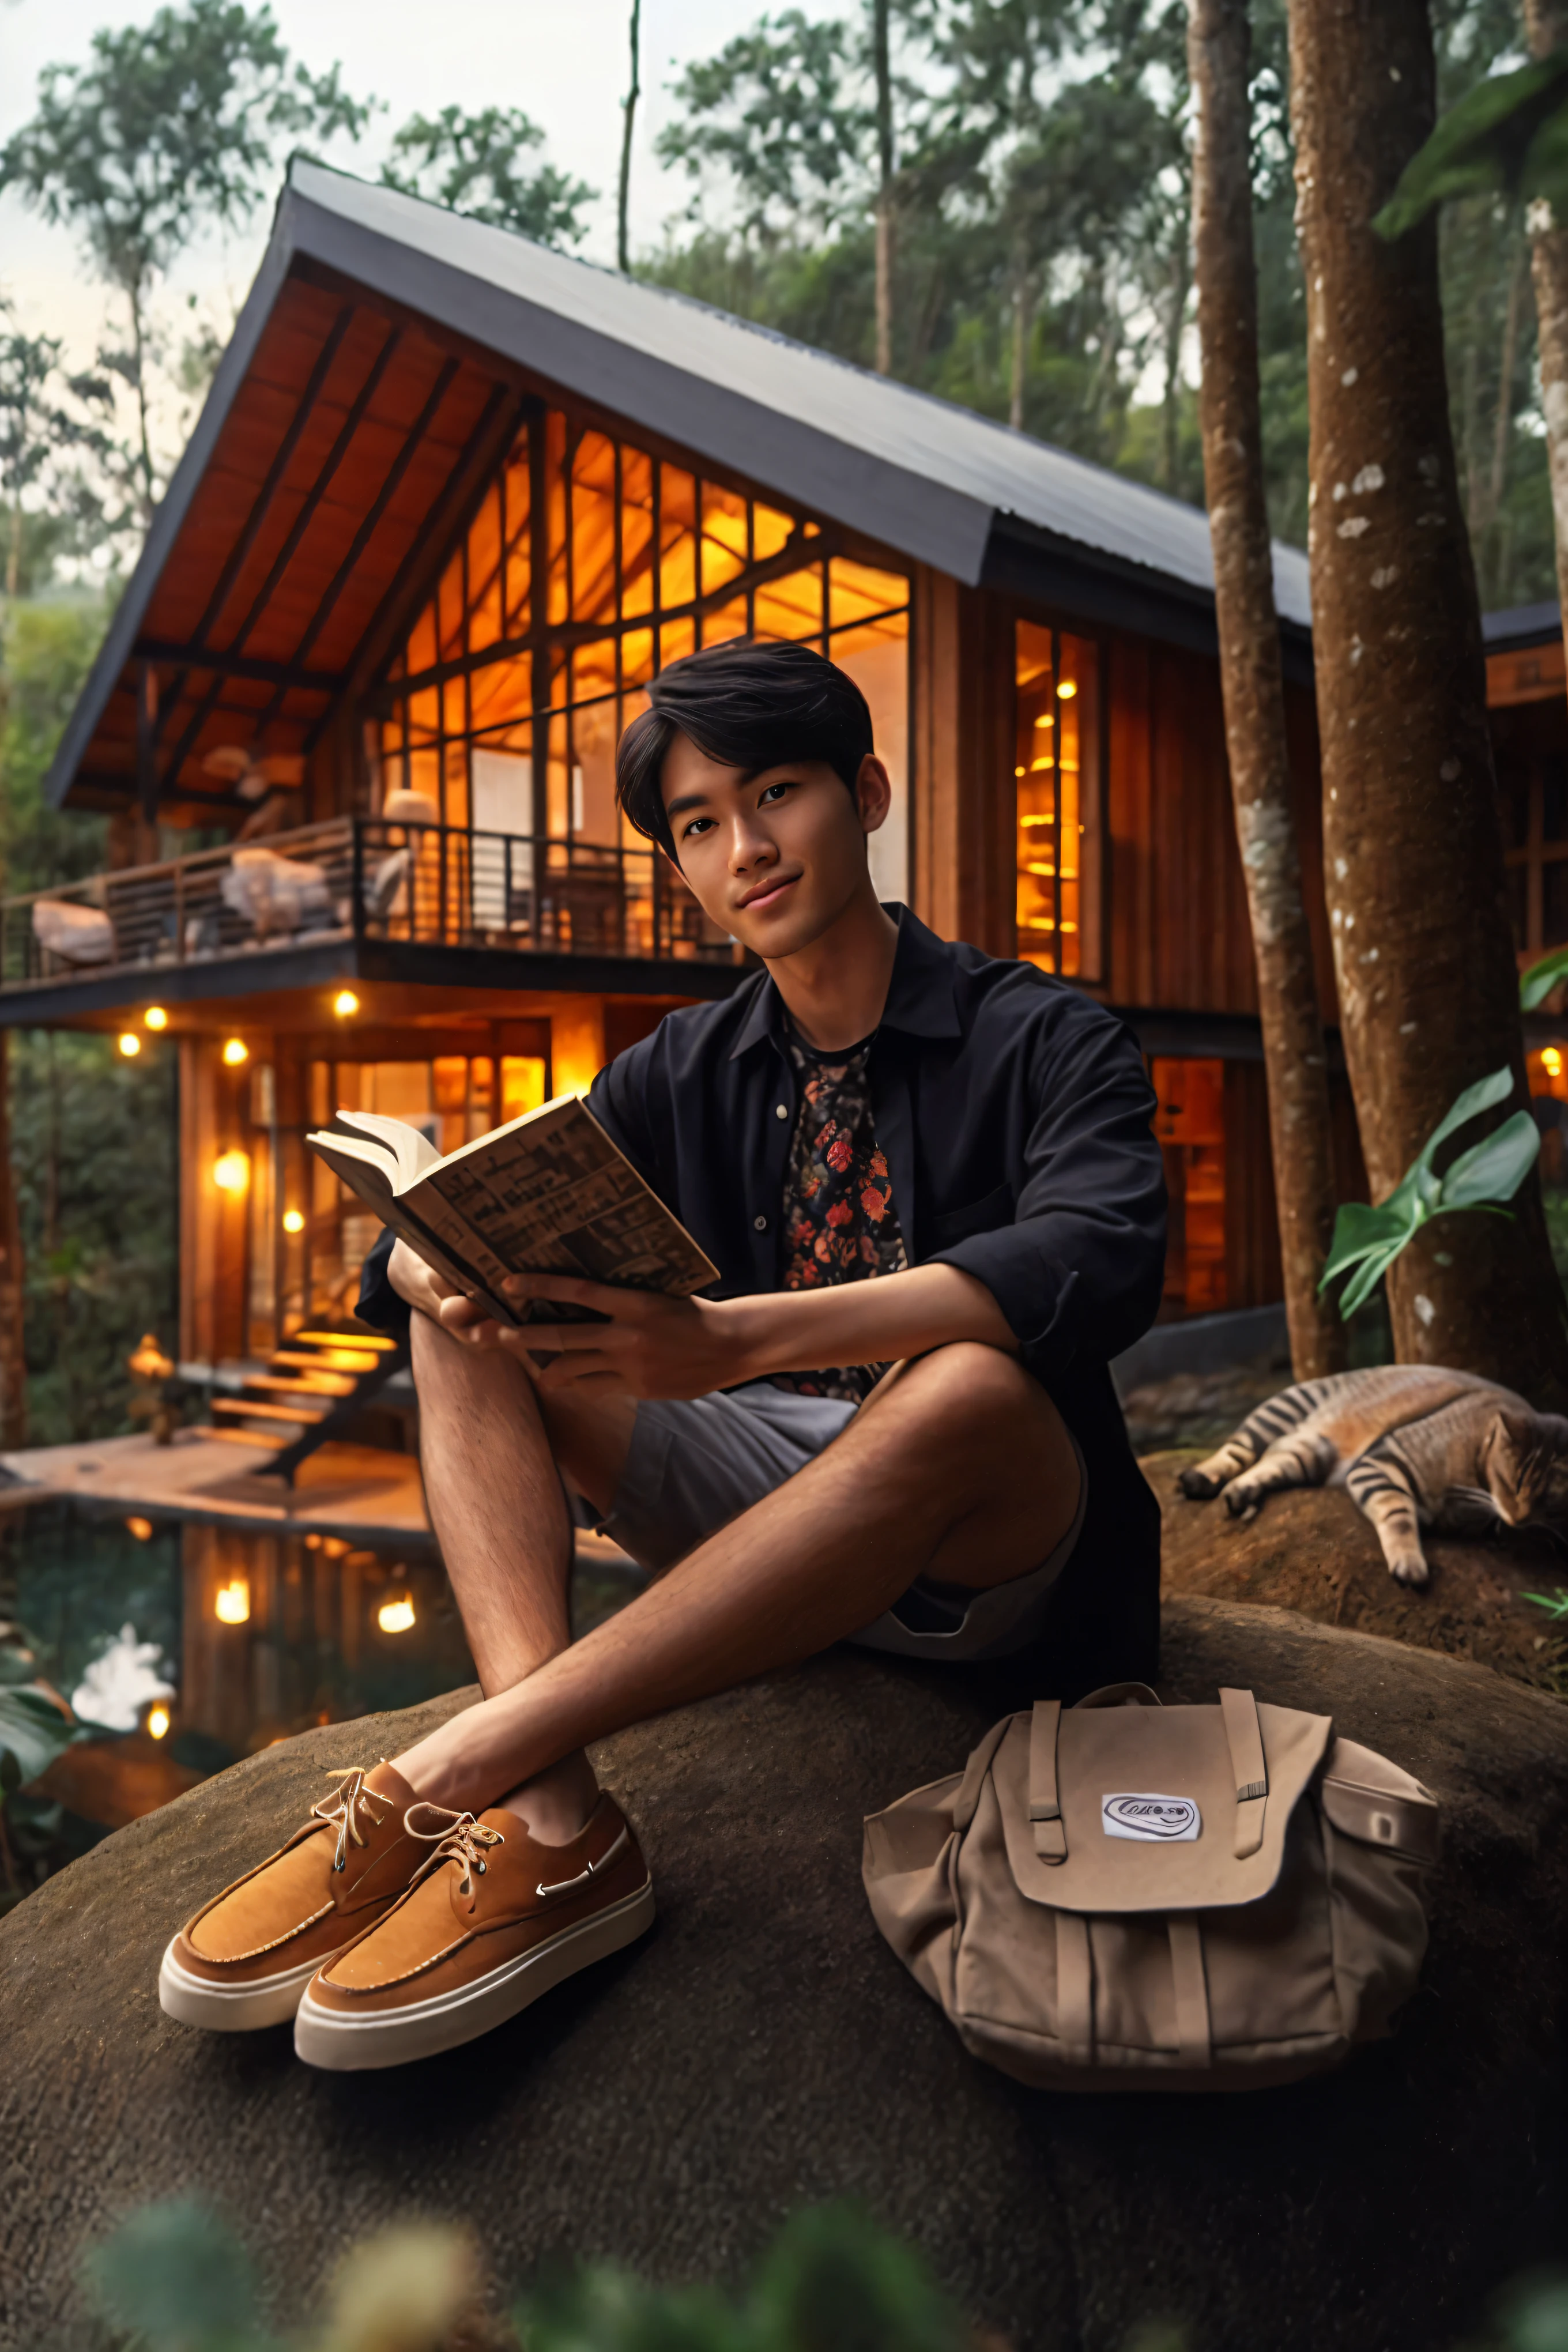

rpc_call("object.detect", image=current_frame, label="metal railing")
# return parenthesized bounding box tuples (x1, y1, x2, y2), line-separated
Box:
(0, 819, 743, 994)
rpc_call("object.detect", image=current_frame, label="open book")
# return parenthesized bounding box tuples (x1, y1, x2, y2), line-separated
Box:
(307, 1095, 719, 1327)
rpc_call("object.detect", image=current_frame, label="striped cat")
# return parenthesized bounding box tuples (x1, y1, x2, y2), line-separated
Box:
(1178, 1366, 1568, 1585)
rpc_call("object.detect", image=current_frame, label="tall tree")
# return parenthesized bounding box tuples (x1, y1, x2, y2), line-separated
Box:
(1289, 0, 1568, 1390)
(618, 2, 643, 273)
(0, 0, 370, 525)
(873, 0, 897, 372)
(0, 304, 112, 602)
(1188, 0, 1345, 1378)
(384, 107, 596, 248)
(1523, 2, 1568, 684)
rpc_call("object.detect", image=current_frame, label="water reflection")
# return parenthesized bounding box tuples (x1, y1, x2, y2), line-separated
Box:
(7, 1501, 644, 1859)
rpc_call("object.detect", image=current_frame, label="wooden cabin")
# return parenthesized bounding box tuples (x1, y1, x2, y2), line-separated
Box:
(13, 157, 1550, 1384)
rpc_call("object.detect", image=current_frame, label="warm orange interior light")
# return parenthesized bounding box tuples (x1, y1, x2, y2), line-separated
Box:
(214, 1576, 251, 1625)
(118, 1032, 141, 1058)
(1057, 680, 1078, 700)
(222, 1037, 248, 1066)
(144, 1006, 168, 1031)
(377, 1595, 417, 1634)
(213, 1149, 250, 1195)
(125, 1515, 154, 1542)
(282, 1208, 306, 1234)
(146, 1703, 171, 1740)
(1543, 1046, 1564, 1079)
(333, 989, 360, 1019)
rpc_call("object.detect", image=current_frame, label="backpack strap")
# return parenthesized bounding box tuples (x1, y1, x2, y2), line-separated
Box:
(1219, 1686, 1269, 1859)
(951, 1716, 1016, 1835)
(1028, 1698, 1067, 1863)
(1167, 1917, 1212, 2070)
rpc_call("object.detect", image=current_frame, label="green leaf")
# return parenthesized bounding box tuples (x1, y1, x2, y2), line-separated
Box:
(1337, 1241, 1408, 1321)
(0, 1686, 74, 1795)
(1318, 1200, 1409, 1288)
(1420, 1064, 1518, 1166)
(81, 2199, 266, 2352)
(1521, 946, 1568, 1010)
(1438, 1109, 1540, 1209)
(1373, 54, 1568, 238)
(1525, 1590, 1568, 1620)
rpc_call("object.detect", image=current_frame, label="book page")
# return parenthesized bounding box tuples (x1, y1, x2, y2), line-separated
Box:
(334, 1109, 442, 1186)
(409, 1098, 716, 1297)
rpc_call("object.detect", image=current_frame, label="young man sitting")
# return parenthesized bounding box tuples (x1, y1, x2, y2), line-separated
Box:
(159, 640, 1167, 2069)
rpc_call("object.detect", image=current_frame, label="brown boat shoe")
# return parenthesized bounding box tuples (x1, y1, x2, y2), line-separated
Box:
(293, 1792, 655, 2070)
(159, 1761, 424, 2033)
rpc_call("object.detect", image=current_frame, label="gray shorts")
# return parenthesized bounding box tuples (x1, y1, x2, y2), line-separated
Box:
(597, 1378, 1087, 1664)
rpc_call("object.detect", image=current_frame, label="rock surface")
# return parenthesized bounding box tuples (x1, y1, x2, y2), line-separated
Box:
(1151, 1448, 1568, 1690)
(3, 1598, 1567, 2352)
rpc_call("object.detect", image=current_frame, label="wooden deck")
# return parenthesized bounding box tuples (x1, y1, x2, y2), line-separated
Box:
(0, 1428, 437, 1546)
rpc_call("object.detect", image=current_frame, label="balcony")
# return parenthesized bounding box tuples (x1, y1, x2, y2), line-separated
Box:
(0, 818, 745, 1013)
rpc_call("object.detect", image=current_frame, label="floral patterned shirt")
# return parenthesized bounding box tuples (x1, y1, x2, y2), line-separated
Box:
(774, 1032, 908, 1403)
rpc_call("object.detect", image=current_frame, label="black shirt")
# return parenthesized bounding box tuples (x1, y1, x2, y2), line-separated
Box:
(358, 906, 1169, 1662)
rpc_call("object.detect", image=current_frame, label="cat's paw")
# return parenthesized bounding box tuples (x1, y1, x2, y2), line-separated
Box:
(1223, 1484, 1259, 1519)
(1386, 1556, 1430, 1588)
(1178, 1464, 1224, 1499)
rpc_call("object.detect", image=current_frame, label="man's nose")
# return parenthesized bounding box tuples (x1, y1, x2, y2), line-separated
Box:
(727, 818, 776, 873)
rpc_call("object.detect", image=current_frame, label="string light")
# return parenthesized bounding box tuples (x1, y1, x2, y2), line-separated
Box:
(282, 1208, 305, 1234)
(125, 1516, 154, 1542)
(222, 1038, 248, 1066)
(377, 1595, 416, 1634)
(1057, 680, 1078, 700)
(1543, 1047, 1563, 1079)
(213, 1150, 250, 1194)
(144, 1007, 168, 1031)
(118, 1033, 141, 1057)
(146, 1704, 171, 1740)
(333, 989, 360, 1018)
(214, 1576, 250, 1624)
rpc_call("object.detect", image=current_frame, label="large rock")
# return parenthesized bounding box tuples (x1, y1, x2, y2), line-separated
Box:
(3, 1599, 1567, 2352)
(1150, 1448, 1568, 1691)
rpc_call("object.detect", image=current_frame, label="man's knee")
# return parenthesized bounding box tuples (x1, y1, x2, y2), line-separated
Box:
(896, 1339, 1055, 1442)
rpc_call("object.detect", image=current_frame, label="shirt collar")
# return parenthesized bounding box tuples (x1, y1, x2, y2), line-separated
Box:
(728, 904, 963, 1060)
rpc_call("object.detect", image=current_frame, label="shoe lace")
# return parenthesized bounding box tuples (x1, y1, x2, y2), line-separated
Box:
(405, 1802, 506, 1897)
(312, 1766, 393, 1875)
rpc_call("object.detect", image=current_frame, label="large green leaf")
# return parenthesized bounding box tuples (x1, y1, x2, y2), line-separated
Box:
(0, 1685, 75, 1795)
(1318, 1199, 1408, 1286)
(1337, 1239, 1409, 1322)
(1374, 53, 1568, 238)
(1420, 1064, 1518, 1166)
(1438, 1109, 1540, 1209)
(1521, 946, 1568, 1010)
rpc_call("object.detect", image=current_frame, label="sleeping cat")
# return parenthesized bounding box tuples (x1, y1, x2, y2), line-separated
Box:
(1178, 1366, 1568, 1585)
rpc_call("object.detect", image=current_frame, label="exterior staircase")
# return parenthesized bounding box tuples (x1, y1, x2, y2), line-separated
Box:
(197, 1324, 411, 1484)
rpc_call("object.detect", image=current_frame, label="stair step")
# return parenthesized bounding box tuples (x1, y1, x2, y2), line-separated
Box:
(188, 1424, 286, 1450)
(293, 1329, 399, 1351)
(244, 1371, 357, 1399)
(271, 1348, 381, 1377)
(211, 1396, 331, 1426)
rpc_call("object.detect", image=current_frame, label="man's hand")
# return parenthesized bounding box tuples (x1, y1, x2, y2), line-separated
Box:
(386, 1239, 502, 1347)
(496, 1275, 753, 1399)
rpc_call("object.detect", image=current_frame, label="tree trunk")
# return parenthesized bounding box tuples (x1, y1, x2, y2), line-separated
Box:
(1009, 230, 1031, 430)
(1189, 0, 1347, 1381)
(0, 1033, 26, 1450)
(1289, 0, 1568, 1393)
(872, 0, 895, 375)
(1524, 1, 1568, 687)
(1160, 232, 1190, 491)
(617, 0, 642, 276)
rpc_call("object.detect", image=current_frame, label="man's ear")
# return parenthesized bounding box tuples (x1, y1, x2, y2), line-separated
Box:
(856, 753, 892, 836)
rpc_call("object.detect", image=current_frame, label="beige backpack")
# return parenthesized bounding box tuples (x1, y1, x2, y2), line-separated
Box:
(861, 1683, 1439, 2093)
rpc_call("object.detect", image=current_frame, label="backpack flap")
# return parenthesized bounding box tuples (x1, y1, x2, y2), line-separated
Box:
(994, 1692, 1335, 1914)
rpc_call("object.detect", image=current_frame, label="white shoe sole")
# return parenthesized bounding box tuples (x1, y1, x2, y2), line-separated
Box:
(159, 1940, 325, 2031)
(293, 1878, 656, 2071)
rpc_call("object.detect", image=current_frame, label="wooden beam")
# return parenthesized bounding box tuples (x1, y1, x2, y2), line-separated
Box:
(134, 640, 344, 691)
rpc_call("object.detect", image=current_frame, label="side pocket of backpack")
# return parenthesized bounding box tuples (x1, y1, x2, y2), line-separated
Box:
(862, 1773, 964, 2012)
(1319, 1803, 1434, 2046)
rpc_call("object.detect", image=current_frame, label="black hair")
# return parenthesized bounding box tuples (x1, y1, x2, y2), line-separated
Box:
(615, 639, 873, 859)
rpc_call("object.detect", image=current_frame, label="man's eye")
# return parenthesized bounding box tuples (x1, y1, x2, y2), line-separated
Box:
(759, 782, 792, 804)
(682, 816, 715, 839)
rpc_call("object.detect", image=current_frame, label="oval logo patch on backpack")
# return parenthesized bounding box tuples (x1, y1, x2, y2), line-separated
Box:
(1102, 1793, 1201, 1842)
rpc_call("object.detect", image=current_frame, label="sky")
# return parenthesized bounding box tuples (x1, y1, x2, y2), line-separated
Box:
(0, 0, 850, 457)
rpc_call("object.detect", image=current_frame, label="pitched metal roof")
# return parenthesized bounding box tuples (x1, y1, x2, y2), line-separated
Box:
(284, 161, 1313, 628)
(48, 159, 1312, 812)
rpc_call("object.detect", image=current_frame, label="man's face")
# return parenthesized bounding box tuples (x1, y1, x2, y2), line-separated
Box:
(659, 732, 891, 960)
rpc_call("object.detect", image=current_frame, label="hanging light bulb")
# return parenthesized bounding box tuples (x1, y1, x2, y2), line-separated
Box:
(144, 1006, 168, 1031)
(214, 1575, 250, 1624)
(222, 1037, 248, 1066)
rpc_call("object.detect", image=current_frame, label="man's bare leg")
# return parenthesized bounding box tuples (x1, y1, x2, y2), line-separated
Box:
(395, 1340, 1082, 1814)
(408, 1311, 637, 1841)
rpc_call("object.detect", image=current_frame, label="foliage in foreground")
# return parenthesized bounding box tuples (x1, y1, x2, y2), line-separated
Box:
(1318, 1067, 1541, 1320)
(65, 2196, 1568, 2352)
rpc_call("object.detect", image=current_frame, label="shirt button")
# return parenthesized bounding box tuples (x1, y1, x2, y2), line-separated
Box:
(753, 1213, 768, 1232)
(775, 1103, 789, 1120)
